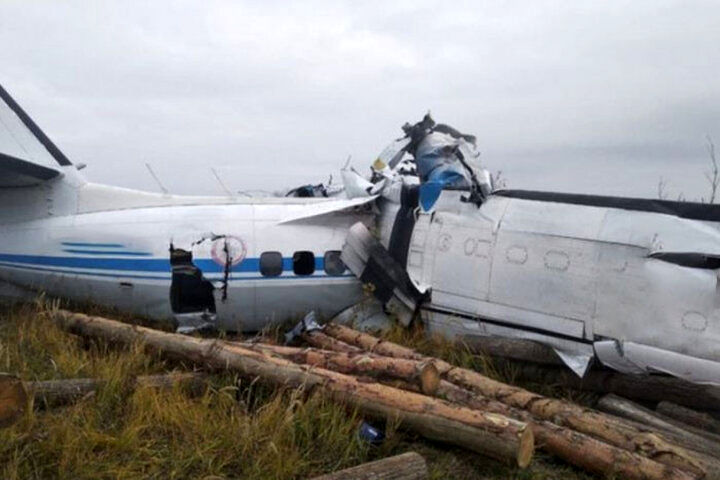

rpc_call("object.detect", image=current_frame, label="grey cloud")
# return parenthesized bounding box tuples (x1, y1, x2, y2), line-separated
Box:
(1, 0, 719, 199)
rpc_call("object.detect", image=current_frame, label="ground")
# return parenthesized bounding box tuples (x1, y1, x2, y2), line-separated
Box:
(0, 300, 596, 479)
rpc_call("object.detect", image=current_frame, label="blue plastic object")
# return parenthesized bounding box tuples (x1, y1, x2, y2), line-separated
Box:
(358, 421, 385, 445)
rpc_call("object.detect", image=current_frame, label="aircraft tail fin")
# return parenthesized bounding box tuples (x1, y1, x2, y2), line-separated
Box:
(0, 83, 75, 187)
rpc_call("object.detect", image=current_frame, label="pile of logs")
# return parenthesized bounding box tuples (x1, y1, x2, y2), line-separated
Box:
(4, 309, 720, 480)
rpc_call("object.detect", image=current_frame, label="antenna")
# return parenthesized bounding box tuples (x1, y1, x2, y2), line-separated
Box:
(145, 162, 169, 195)
(211, 167, 234, 197)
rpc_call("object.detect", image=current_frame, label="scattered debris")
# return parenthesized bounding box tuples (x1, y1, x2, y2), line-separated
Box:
(358, 421, 385, 446)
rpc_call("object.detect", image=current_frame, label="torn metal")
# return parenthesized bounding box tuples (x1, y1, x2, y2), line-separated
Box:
(332, 114, 720, 386)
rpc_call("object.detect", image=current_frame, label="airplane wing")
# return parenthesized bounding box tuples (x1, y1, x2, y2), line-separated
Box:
(0, 84, 70, 187)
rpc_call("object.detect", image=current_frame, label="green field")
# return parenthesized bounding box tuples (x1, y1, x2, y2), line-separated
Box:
(0, 300, 595, 479)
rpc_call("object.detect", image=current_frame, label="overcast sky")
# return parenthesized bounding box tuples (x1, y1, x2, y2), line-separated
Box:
(1, 1, 719, 199)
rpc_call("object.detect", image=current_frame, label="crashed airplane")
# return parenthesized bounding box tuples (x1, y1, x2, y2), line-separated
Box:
(1, 84, 719, 386)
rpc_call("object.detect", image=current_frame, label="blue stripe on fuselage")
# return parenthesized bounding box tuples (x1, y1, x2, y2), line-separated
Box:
(62, 249, 152, 256)
(0, 253, 253, 273)
(0, 253, 335, 276)
(61, 242, 126, 248)
(0, 261, 352, 281)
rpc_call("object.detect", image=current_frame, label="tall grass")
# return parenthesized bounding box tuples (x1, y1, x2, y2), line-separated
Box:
(0, 301, 593, 479)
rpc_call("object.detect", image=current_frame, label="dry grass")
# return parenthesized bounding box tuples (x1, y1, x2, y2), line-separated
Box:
(0, 300, 594, 479)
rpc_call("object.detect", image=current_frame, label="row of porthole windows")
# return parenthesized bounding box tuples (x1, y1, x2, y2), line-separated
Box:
(259, 250, 346, 277)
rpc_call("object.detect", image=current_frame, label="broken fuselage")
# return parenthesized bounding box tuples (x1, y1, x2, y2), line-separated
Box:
(374, 185, 720, 384)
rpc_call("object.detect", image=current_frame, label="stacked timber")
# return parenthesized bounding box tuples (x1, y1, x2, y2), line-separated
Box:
(11, 309, 720, 479)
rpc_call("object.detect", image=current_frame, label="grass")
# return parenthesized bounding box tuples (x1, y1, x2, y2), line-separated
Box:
(0, 300, 595, 479)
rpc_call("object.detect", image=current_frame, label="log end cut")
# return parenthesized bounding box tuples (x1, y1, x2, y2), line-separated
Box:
(0, 373, 28, 428)
(418, 362, 440, 396)
(517, 427, 535, 469)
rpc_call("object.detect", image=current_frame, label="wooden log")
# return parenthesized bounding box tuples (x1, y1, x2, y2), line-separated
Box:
(508, 362, 720, 412)
(386, 378, 696, 480)
(648, 408, 720, 446)
(322, 323, 707, 478)
(323, 324, 424, 360)
(236, 343, 440, 395)
(308, 452, 427, 480)
(657, 401, 720, 437)
(30, 372, 209, 407)
(51, 310, 534, 467)
(306, 338, 699, 479)
(597, 394, 720, 459)
(302, 330, 363, 354)
(460, 335, 563, 366)
(0, 374, 27, 428)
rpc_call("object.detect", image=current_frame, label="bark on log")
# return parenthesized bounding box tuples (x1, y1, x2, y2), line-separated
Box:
(51, 310, 534, 467)
(597, 394, 720, 459)
(460, 336, 563, 366)
(392, 379, 697, 480)
(508, 362, 720, 412)
(30, 373, 209, 407)
(0, 374, 27, 428)
(236, 343, 440, 395)
(308, 452, 428, 480)
(657, 401, 720, 437)
(307, 337, 699, 480)
(322, 323, 707, 478)
(302, 330, 363, 354)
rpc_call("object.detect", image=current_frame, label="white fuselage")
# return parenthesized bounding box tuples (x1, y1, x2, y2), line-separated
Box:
(0, 176, 370, 331)
(399, 190, 720, 383)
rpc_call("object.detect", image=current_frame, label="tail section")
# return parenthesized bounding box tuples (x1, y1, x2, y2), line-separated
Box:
(0, 83, 83, 221)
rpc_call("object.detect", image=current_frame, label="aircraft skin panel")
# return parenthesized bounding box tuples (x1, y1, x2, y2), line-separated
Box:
(499, 195, 720, 259)
(415, 189, 720, 379)
(489, 230, 598, 324)
(499, 196, 608, 241)
(0, 201, 369, 331)
(421, 308, 592, 358)
(594, 244, 720, 363)
(431, 212, 494, 303)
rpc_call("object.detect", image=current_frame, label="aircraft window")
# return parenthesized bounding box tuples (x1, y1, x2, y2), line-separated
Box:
(324, 250, 346, 275)
(260, 251, 283, 277)
(293, 251, 315, 275)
